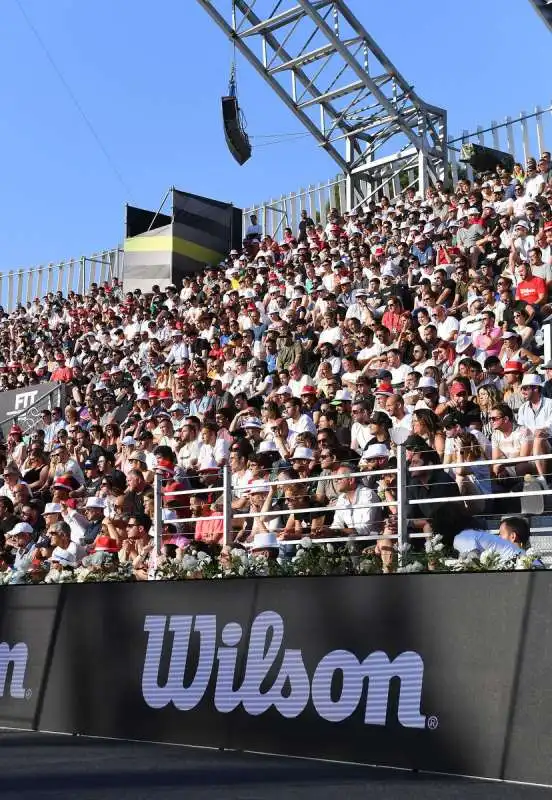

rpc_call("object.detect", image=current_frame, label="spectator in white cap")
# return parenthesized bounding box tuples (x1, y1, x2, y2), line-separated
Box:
(359, 442, 390, 485)
(250, 531, 280, 559)
(116, 435, 138, 475)
(0, 462, 26, 503)
(242, 417, 264, 448)
(510, 220, 536, 268)
(45, 550, 77, 580)
(82, 496, 107, 545)
(8, 522, 35, 573)
(414, 376, 440, 411)
(517, 373, 552, 486)
(238, 481, 282, 545)
(290, 446, 315, 482)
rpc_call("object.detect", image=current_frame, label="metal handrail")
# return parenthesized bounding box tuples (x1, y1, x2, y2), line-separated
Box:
(408, 449, 552, 474)
(154, 447, 552, 571)
(161, 465, 398, 496)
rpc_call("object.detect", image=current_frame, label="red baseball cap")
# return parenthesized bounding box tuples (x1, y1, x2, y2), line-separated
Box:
(450, 382, 468, 395)
(503, 360, 524, 373)
(156, 458, 175, 475)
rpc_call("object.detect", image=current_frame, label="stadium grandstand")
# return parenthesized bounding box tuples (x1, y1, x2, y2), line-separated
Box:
(0, 0, 551, 583)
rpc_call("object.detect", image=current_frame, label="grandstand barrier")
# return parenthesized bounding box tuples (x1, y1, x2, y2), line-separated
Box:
(243, 103, 552, 236)
(153, 448, 552, 563)
(0, 248, 123, 312)
(0, 574, 550, 783)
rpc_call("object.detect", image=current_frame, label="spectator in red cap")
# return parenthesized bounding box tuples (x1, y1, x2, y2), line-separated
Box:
(7, 425, 27, 470)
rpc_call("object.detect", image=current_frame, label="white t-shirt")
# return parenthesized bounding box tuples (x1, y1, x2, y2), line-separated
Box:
(288, 374, 310, 398)
(525, 173, 545, 200)
(318, 326, 343, 346)
(286, 414, 317, 447)
(351, 422, 371, 454)
(390, 363, 412, 386)
(437, 315, 459, 341)
(491, 427, 527, 459)
(197, 439, 230, 468)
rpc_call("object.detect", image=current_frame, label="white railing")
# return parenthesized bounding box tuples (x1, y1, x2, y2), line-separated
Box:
(243, 103, 552, 238)
(153, 447, 552, 567)
(243, 173, 347, 244)
(0, 247, 123, 311)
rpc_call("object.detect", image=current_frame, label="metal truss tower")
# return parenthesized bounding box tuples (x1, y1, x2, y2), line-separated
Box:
(528, 0, 552, 33)
(195, 0, 448, 209)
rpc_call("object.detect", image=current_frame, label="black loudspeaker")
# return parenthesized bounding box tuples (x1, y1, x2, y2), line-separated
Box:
(460, 142, 514, 174)
(222, 96, 252, 166)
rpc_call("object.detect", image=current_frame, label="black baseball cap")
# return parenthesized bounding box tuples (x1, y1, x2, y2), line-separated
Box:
(441, 413, 462, 429)
(404, 434, 430, 452)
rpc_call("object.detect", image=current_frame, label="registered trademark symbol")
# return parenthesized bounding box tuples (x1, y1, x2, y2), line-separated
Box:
(427, 715, 438, 730)
(24, 689, 33, 700)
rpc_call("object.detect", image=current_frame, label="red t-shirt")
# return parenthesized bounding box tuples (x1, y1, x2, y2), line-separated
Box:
(515, 276, 546, 305)
(51, 367, 74, 383)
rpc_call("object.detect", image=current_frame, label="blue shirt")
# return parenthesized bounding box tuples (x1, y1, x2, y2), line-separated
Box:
(266, 353, 277, 373)
(410, 244, 434, 266)
(189, 396, 214, 417)
(454, 529, 523, 561)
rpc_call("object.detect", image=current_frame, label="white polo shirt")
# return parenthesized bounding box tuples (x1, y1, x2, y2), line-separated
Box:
(517, 396, 552, 433)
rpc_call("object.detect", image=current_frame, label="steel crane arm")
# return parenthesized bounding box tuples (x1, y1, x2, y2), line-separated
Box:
(528, 0, 552, 33)
(196, 0, 349, 170)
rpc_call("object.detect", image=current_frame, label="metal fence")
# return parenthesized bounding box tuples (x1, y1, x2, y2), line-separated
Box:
(243, 103, 552, 238)
(0, 248, 123, 312)
(152, 447, 552, 569)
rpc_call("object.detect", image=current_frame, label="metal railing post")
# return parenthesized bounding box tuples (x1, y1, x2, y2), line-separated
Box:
(222, 464, 233, 547)
(396, 445, 408, 561)
(153, 470, 163, 558)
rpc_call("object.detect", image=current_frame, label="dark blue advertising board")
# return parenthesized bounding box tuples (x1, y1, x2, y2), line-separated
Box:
(0, 573, 549, 783)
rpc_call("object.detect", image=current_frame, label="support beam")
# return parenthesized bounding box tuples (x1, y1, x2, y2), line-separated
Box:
(195, 0, 448, 208)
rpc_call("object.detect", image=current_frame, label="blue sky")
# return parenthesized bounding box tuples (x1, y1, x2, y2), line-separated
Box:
(1, 0, 551, 270)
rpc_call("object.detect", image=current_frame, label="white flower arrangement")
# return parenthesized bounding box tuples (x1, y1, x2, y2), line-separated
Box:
(397, 561, 425, 573)
(0, 536, 546, 587)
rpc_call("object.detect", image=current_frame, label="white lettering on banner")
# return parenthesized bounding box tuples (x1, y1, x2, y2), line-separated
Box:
(6, 391, 39, 417)
(0, 642, 28, 699)
(141, 611, 427, 728)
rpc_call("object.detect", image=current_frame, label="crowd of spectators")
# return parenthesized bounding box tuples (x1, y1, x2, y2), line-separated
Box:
(1, 153, 552, 579)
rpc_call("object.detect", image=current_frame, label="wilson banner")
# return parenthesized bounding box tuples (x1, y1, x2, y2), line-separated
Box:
(0, 574, 551, 783)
